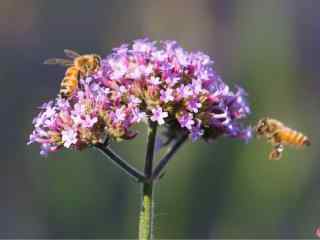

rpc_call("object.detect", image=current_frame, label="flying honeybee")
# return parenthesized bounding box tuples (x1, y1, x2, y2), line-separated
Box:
(44, 49, 101, 98)
(255, 117, 310, 160)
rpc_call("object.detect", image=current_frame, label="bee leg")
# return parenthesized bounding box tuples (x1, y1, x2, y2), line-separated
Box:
(255, 133, 262, 139)
(267, 136, 276, 145)
(269, 144, 284, 160)
(267, 130, 283, 146)
(266, 136, 273, 142)
(269, 148, 281, 160)
(77, 71, 86, 90)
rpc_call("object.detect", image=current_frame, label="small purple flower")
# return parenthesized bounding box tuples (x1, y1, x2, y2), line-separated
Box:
(38, 101, 53, 110)
(178, 112, 195, 130)
(85, 77, 93, 84)
(151, 49, 167, 63)
(175, 47, 189, 66)
(71, 114, 82, 126)
(61, 128, 77, 148)
(40, 143, 52, 156)
(139, 64, 154, 77)
(190, 120, 204, 142)
(73, 102, 86, 115)
(127, 63, 143, 80)
(162, 40, 179, 53)
(176, 84, 193, 99)
(132, 38, 156, 54)
(151, 107, 168, 125)
(128, 96, 142, 106)
(160, 88, 174, 103)
(119, 85, 128, 94)
(148, 76, 161, 85)
(56, 98, 70, 110)
(113, 108, 126, 122)
(241, 127, 253, 143)
(108, 56, 128, 80)
(190, 79, 203, 94)
(225, 124, 252, 143)
(81, 115, 98, 128)
(164, 75, 180, 87)
(112, 44, 129, 54)
(130, 107, 146, 123)
(186, 98, 202, 113)
(90, 82, 101, 92)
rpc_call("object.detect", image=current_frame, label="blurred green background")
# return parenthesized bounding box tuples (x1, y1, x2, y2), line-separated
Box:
(2, 0, 319, 238)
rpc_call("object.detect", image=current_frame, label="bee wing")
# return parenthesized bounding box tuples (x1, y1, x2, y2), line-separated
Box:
(43, 58, 73, 66)
(64, 49, 81, 59)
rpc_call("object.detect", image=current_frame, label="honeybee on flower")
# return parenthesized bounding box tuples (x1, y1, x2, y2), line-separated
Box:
(44, 49, 101, 98)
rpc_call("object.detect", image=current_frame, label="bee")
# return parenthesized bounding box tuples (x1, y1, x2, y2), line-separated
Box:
(255, 117, 310, 160)
(44, 49, 101, 98)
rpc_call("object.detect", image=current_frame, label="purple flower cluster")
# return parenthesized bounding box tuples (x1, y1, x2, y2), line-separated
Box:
(28, 38, 251, 155)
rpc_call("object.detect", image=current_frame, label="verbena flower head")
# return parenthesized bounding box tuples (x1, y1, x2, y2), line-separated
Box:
(28, 38, 251, 156)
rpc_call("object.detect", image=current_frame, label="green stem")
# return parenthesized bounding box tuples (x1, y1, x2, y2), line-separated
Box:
(152, 134, 188, 180)
(144, 121, 157, 178)
(94, 143, 145, 182)
(139, 121, 157, 240)
(139, 182, 153, 240)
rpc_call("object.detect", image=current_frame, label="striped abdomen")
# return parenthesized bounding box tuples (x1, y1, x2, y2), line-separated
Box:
(59, 66, 81, 98)
(275, 128, 310, 147)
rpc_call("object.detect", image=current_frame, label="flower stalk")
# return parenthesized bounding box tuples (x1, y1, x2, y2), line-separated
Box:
(144, 122, 158, 178)
(94, 143, 145, 182)
(139, 122, 157, 240)
(152, 134, 188, 180)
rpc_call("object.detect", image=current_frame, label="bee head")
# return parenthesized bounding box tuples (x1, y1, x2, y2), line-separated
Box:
(255, 118, 269, 136)
(93, 55, 101, 69)
(87, 55, 101, 72)
(93, 54, 101, 63)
